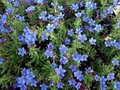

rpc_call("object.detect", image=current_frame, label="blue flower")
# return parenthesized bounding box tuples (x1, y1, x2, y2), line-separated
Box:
(25, 6, 35, 13)
(59, 45, 68, 54)
(75, 12, 82, 18)
(88, 19, 95, 26)
(89, 38, 96, 45)
(18, 27, 36, 46)
(85, 1, 97, 10)
(55, 65, 66, 77)
(13, 1, 19, 7)
(94, 24, 102, 32)
(0, 58, 4, 64)
(65, 38, 71, 45)
(94, 75, 99, 81)
(113, 0, 118, 6)
(75, 27, 83, 34)
(68, 29, 74, 36)
(74, 70, 84, 81)
(72, 53, 80, 62)
(77, 34, 87, 43)
(35, 0, 43, 4)
(100, 76, 107, 90)
(114, 81, 120, 90)
(15, 68, 37, 90)
(60, 56, 68, 65)
(68, 79, 76, 86)
(39, 11, 48, 21)
(40, 84, 48, 90)
(58, 6, 64, 11)
(75, 82, 81, 90)
(83, 16, 90, 22)
(6, 8, 14, 15)
(57, 82, 64, 88)
(16, 15, 24, 21)
(48, 42, 54, 50)
(47, 14, 54, 20)
(46, 24, 55, 33)
(107, 73, 115, 81)
(104, 6, 114, 15)
(69, 65, 77, 72)
(112, 59, 119, 66)
(71, 3, 79, 12)
(18, 47, 26, 57)
(86, 67, 94, 73)
(41, 33, 48, 41)
(57, 12, 64, 19)
(44, 50, 53, 58)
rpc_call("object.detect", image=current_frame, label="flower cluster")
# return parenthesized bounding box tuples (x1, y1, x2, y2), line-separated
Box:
(14, 68, 37, 90)
(18, 27, 36, 46)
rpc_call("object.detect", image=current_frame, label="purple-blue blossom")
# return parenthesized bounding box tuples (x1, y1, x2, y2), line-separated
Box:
(35, 0, 43, 4)
(18, 27, 36, 46)
(6, 8, 14, 14)
(48, 42, 54, 50)
(0, 58, 4, 64)
(15, 68, 37, 90)
(86, 67, 94, 73)
(59, 45, 68, 54)
(74, 70, 84, 81)
(25, 6, 35, 13)
(68, 29, 74, 36)
(57, 82, 64, 88)
(58, 6, 64, 11)
(85, 1, 97, 10)
(60, 56, 68, 64)
(45, 24, 56, 33)
(44, 50, 53, 58)
(112, 59, 119, 66)
(89, 37, 96, 45)
(94, 75, 99, 81)
(13, 1, 19, 7)
(40, 84, 48, 90)
(18, 47, 26, 57)
(68, 79, 76, 86)
(71, 3, 79, 12)
(77, 34, 87, 43)
(39, 11, 48, 21)
(75, 12, 82, 18)
(75, 82, 81, 90)
(65, 38, 71, 45)
(100, 76, 107, 90)
(114, 81, 120, 90)
(69, 65, 77, 72)
(107, 73, 115, 80)
(94, 24, 102, 32)
(41, 33, 48, 41)
(55, 65, 66, 77)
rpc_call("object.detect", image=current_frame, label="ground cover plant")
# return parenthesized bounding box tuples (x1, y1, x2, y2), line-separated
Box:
(0, 0, 120, 90)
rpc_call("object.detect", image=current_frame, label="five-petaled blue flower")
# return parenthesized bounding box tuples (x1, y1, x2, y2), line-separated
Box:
(18, 47, 26, 57)
(74, 70, 84, 81)
(55, 65, 66, 77)
(44, 50, 53, 58)
(59, 45, 68, 54)
(60, 56, 68, 64)
(89, 37, 96, 45)
(112, 59, 119, 66)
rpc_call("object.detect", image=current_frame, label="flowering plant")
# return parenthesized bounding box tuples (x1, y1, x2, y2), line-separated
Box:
(0, 0, 120, 90)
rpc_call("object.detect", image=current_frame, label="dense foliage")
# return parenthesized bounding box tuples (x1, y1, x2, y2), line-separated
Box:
(0, 0, 120, 90)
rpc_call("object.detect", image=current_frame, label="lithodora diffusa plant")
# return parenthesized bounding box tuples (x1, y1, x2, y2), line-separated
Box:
(0, 0, 120, 90)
